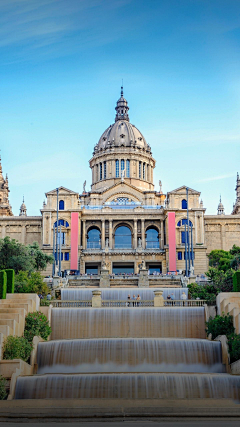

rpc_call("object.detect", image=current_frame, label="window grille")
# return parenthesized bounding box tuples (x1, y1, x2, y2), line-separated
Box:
(116, 160, 119, 177)
(126, 160, 130, 177)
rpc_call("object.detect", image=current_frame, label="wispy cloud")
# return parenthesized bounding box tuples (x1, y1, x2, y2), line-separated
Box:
(197, 173, 235, 183)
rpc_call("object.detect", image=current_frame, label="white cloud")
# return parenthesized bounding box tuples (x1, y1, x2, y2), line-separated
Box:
(197, 173, 235, 183)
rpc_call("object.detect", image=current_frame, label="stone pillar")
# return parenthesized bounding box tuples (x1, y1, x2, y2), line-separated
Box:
(49, 212, 52, 245)
(102, 220, 105, 249)
(134, 219, 137, 249)
(138, 266, 149, 287)
(21, 225, 26, 245)
(82, 220, 86, 249)
(160, 220, 164, 249)
(99, 266, 110, 288)
(109, 220, 113, 249)
(141, 219, 145, 249)
(154, 290, 164, 307)
(1, 225, 5, 238)
(92, 290, 102, 307)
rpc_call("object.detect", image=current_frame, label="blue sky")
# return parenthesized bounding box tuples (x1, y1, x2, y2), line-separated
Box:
(0, 0, 240, 215)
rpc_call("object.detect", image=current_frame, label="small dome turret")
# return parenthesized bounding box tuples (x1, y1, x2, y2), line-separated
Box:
(19, 196, 27, 216)
(217, 195, 225, 215)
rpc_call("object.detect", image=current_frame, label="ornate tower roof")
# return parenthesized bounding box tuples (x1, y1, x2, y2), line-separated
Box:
(19, 196, 27, 216)
(0, 155, 13, 216)
(232, 172, 240, 215)
(217, 195, 225, 215)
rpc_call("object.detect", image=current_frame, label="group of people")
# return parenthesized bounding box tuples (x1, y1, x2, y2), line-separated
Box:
(127, 294, 141, 307)
(166, 291, 187, 305)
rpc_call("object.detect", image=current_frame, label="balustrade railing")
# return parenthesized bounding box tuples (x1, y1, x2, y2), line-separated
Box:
(102, 300, 154, 307)
(51, 299, 206, 308)
(52, 300, 92, 308)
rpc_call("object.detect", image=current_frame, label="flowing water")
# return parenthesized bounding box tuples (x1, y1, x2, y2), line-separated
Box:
(14, 294, 240, 401)
(37, 338, 224, 374)
(61, 288, 188, 301)
(15, 373, 240, 400)
(50, 307, 206, 340)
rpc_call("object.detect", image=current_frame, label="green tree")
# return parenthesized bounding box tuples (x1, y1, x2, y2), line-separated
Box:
(28, 242, 54, 271)
(208, 249, 233, 268)
(15, 271, 49, 295)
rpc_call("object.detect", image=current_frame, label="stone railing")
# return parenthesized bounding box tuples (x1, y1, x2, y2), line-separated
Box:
(102, 300, 154, 307)
(51, 300, 92, 308)
(163, 300, 206, 307)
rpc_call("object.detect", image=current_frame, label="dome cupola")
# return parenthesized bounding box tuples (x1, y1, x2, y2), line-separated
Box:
(115, 86, 129, 122)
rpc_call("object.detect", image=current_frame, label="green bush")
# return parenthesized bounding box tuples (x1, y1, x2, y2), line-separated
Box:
(0, 271, 7, 299)
(15, 271, 48, 294)
(40, 297, 51, 306)
(0, 376, 7, 400)
(5, 269, 14, 293)
(228, 333, 240, 364)
(24, 311, 51, 343)
(3, 336, 32, 362)
(233, 271, 240, 292)
(206, 313, 235, 340)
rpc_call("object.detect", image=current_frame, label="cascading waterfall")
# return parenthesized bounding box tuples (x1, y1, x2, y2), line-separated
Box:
(61, 288, 188, 301)
(50, 307, 206, 340)
(14, 294, 240, 401)
(15, 373, 240, 400)
(37, 338, 225, 374)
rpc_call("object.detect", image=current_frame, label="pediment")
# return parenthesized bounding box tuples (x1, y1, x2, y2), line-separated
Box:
(167, 185, 200, 196)
(45, 186, 79, 196)
(101, 181, 144, 204)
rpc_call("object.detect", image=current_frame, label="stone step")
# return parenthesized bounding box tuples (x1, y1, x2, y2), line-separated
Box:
(0, 314, 24, 336)
(0, 300, 34, 312)
(0, 325, 13, 337)
(0, 303, 31, 313)
(0, 320, 18, 336)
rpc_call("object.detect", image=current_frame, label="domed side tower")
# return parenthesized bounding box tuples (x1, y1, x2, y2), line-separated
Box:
(89, 87, 156, 192)
(19, 196, 27, 216)
(217, 195, 225, 215)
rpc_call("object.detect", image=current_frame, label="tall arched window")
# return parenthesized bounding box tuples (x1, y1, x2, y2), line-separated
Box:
(115, 160, 119, 178)
(103, 161, 106, 179)
(143, 163, 146, 180)
(87, 227, 101, 249)
(182, 199, 187, 209)
(100, 163, 102, 180)
(139, 161, 142, 178)
(126, 159, 130, 177)
(115, 226, 132, 249)
(121, 159, 125, 176)
(146, 227, 159, 249)
(59, 200, 64, 210)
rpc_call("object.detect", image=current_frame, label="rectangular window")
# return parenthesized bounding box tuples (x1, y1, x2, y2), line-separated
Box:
(143, 163, 146, 179)
(55, 252, 63, 261)
(178, 252, 182, 260)
(100, 163, 102, 180)
(121, 159, 125, 174)
(181, 231, 189, 244)
(126, 160, 130, 177)
(57, 232, 65, 245)
(139, 161, 142, 178)
(184, 252, 194, 260)
(116, 160, 119, 178)
(64, 252, 69, 261)
(103, 161, 106, 179)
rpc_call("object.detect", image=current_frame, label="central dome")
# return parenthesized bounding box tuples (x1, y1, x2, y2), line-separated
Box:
(94, 86, 151, 153)
(97, 120, 148, 151)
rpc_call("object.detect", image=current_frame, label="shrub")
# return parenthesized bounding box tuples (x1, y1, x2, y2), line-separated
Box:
(3, 336, 32, 362)
(40, 297, 51, 307)
(5, 269, 14, 293)
(206, 313, 235, 340)
(228, 333, 240, 364)
(0, 377, 7, 400)
(233, 271, 240, 292)
(15, 271, 48, 295)
(0, 271, 7, 299)
(24, 311, 51, 342)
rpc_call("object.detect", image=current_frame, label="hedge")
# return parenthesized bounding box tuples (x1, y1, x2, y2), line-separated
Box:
(5, 269, 14, 294)
(0, 271, 7, 300)
(233, 271, 240, 292)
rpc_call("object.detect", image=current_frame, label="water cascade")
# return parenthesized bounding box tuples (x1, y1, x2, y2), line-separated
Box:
(50, 307, 206, 340)
(37, 338, 224, 374)
(61, 288, 188, 301)
(14, 293, 240, 401)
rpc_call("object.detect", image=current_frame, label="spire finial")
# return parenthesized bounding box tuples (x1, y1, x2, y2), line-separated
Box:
(23, 195, 24, 203)
(121, 81, 123, 97)
(220, 194, 221, 202)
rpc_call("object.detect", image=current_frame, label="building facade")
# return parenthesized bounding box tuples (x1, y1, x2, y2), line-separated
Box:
(0, 89, 240, 276)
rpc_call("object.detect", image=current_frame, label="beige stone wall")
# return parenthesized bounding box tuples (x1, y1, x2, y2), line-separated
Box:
(205, 215, 240, 254)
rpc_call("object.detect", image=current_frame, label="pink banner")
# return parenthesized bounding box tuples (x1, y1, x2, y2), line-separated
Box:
(70, 212, 79, 270)
(168, 212, 176, 272)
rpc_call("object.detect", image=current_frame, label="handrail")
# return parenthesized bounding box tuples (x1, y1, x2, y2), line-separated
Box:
(102, 300, 154, 307)
(51, 299, 206, 308)
(51, 300, 92, 307)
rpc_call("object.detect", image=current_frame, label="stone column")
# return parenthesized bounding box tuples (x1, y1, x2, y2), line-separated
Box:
(99, 266, 110, 288)
(49, 212, 52, 245)
(138, 266, 149, 287)
(141, 219, 145, 249)
(109, 220, 113, 249)
(82, 220, 86, 249)
(133, 219, 137, 249)
(102, 220, 105, 249)
(92, 290, 102, 307)
(21, 225, 26, 245)
(154, 290, 164, 307)
(1, 225, 6, 238)
(160, 220, 164, 249)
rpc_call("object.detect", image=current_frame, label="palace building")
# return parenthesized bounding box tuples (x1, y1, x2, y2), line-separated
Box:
(0, 88, 240, 276)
